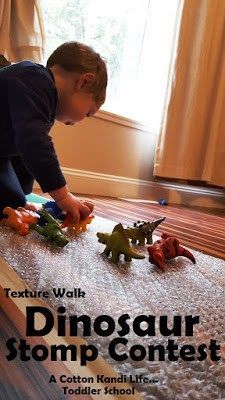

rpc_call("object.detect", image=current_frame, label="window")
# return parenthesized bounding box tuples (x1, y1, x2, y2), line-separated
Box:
(41, 0, 181, 133)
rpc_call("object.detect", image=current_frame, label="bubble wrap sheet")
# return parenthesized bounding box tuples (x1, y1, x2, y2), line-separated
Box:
(1, 216, 225, 400)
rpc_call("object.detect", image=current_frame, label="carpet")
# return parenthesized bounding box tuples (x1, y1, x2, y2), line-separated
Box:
(26, 193, 48, 203)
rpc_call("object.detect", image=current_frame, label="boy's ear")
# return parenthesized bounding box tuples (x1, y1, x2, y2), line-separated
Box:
(78, 73, 95, 90)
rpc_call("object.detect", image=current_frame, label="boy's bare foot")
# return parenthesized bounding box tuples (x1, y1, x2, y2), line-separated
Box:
(25, 202, 41, 212)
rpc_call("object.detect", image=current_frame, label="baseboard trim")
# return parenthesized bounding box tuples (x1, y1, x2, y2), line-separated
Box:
(34, 167, 225, 209)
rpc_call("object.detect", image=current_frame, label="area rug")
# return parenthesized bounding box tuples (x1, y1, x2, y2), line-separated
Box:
(26, 193, 48, 203)
(0, 212, 225, 400)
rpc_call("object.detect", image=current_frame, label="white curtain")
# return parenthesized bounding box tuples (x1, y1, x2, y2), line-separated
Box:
(154, 0, 225, 188)
(0, 0, 45, 62)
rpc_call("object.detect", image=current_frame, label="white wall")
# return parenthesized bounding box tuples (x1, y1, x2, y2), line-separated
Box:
(35, 112, 225, 208)
(52, 114, 156, 181)
(49, 113, 159, 198)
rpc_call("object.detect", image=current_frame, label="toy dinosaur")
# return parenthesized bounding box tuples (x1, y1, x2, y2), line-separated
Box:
(147, 233, 196, 270)
(97, 223, 145, 263)
(61, 213, 94, 233)
(31, 209, 69, 247)
(1, 206, 39, 236)
(42, 201, 94, 233)
(125, 217, 165, 245)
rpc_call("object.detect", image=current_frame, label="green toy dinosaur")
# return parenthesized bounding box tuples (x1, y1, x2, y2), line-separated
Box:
(125, 217, 165, 245)
(31, 209, 69, 247)
(97, 223, 145, 263)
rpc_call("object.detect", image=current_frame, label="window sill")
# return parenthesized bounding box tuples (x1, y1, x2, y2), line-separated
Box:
(94, 110, 156, 134)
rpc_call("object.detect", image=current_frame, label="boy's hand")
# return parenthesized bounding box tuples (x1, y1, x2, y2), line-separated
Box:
(56, 193, 94, 223)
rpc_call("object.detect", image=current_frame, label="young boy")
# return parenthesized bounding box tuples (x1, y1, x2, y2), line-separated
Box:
(0, 42, 107, 222)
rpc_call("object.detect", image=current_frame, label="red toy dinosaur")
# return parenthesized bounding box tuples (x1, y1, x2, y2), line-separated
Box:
(147, 233, 196, 270)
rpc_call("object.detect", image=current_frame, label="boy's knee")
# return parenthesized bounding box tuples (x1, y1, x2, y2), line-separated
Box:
(22, 179, 34, 195)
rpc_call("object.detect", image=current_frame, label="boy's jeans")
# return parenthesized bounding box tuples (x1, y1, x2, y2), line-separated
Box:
(0, 156, 34, 218)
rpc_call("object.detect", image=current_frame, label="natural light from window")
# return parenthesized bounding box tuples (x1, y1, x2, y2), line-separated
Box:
(41, 0, 181, 134)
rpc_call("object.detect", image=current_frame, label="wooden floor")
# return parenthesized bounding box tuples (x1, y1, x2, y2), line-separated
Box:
(0, 309, 88, 400)
(33, 191, 225, 259)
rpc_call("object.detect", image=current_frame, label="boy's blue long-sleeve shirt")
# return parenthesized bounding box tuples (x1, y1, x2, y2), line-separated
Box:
(0, 61, 66, 192)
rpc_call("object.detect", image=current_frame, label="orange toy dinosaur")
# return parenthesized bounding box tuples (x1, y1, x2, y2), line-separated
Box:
(147, 233, 196, 270)
(1, 206, 39, 236)
(61, 213, 94, 233)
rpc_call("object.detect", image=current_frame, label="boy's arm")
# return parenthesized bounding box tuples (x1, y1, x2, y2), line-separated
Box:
(8, 70, 93, 222)
(8, 70, 65, 193)
(49, 186, 94, 222)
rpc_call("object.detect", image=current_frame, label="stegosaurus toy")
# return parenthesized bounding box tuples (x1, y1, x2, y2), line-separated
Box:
(97, 223, 145, 263)
(125, 217, 165, 245)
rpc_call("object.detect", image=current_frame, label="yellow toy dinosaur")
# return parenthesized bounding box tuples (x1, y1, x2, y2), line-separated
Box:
(61, 213, 94, 233)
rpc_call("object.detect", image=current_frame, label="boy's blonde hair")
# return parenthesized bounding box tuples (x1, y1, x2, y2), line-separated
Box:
(47, 41, 107, 104)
